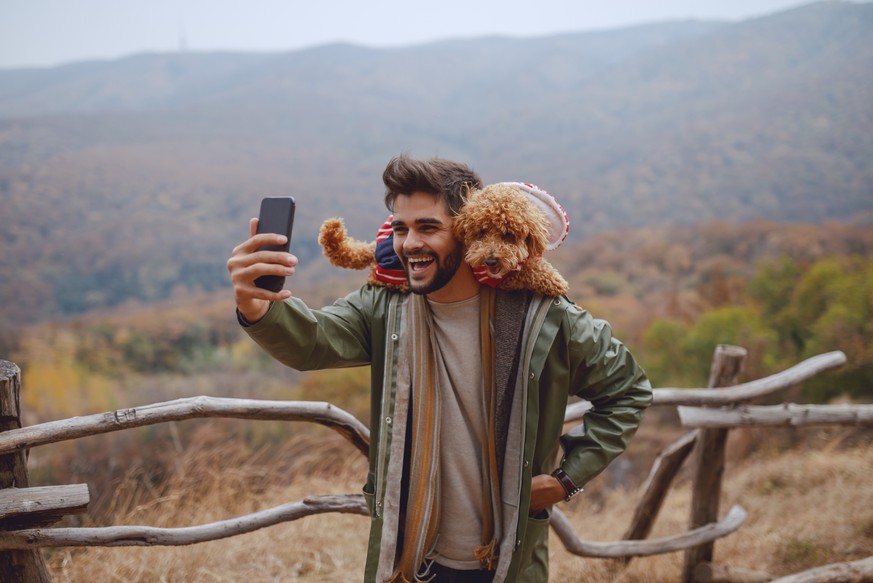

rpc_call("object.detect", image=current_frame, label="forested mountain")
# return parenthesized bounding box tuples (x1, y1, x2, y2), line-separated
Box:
(1, 1, 871, 328)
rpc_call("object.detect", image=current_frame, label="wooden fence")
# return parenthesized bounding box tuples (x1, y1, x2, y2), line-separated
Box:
(1, 346, 871, 582)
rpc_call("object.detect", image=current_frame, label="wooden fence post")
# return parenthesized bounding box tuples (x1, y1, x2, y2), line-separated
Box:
(681, 345, 747, 583)
(0, 360, 52, 583)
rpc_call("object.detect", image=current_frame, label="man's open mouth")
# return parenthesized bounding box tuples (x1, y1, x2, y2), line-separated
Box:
(407, 256, 435, 272)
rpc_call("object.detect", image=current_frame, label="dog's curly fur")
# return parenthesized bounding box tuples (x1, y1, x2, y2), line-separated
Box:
(455, 183, 568, 297)
(318, 183, 568, 297)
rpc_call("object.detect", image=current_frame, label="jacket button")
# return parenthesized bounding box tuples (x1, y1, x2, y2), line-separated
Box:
(524, 460, 529, 467)
(529, 372, 535, 379)
(391, 334, 398, 341)
(385, 417, 392, 425)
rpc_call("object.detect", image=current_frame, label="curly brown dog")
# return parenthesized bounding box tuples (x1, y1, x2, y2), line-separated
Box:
(454, 183, 568, 297)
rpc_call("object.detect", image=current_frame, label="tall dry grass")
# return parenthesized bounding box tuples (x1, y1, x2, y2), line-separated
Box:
(46, 422, 873, 582)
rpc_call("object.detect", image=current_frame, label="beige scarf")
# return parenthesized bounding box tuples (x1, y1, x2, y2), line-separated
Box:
(388, 287, 501, 582)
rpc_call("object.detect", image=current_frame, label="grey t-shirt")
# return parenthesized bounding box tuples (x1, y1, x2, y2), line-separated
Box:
(427, 294, 487, 570)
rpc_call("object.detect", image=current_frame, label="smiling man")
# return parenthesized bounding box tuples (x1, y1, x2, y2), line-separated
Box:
(227, 155, 652, 583)
(390, 188, 474, 300)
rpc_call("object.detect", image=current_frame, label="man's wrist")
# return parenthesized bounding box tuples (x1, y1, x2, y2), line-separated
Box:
(551, 467, 583, 502)
(237, 300, 271, 327)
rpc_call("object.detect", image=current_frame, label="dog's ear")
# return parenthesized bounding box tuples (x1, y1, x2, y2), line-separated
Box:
(525, 208, 552, 257)
(453, 201, 472, 242)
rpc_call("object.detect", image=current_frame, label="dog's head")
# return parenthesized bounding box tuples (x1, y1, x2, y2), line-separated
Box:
(454, 183, 552, 279)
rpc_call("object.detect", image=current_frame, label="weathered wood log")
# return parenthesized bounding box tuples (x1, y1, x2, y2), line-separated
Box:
(0, 360, 52, 583)
(550, 504, 747, 558)
(622, 430, 698, 550)
(653, 351, 846, 407)
(563, 352, 847, 425)
(0, 492, 747, 560)
(0, 484, 90, 528)
(769, 556, 873, 583)
(694, 561, 773, 582)
(0, 397, 371, 458)
(0, 361, 28, 490)
(682, 345, 747, 583)
(0, 494, 369, 548)
(679, 403, 873, 429)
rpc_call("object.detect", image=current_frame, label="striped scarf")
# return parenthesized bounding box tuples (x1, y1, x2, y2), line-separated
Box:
(388, 287, 502, 582)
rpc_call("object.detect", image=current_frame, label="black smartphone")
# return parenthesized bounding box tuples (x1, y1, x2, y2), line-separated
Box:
(254, 196, 296, 292)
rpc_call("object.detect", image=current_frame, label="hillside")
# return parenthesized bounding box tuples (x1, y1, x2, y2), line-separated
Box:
(0, 1, 871, 328)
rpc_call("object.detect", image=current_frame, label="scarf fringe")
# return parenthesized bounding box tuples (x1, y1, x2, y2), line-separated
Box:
(385, 573, 415, 583)
(473, 538, 499, 571)
(386, 558, 436, 583)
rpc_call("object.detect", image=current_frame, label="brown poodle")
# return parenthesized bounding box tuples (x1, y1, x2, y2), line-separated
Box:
(318, 183, 568, 297)
(454, 183, 568, 297)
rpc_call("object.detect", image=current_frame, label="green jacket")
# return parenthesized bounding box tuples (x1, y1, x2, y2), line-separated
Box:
(243, 285, 652, 582)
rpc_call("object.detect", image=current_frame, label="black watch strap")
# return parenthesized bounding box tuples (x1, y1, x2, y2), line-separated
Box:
(551, 467, 583, 502)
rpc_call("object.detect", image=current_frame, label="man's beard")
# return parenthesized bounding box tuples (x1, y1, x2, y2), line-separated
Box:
(405, 245, 464, 295)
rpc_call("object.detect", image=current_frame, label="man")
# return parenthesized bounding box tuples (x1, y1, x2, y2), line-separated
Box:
(227, 155, 652, 583)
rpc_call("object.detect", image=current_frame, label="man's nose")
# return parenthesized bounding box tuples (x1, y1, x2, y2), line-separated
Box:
(403, 229, 423, 251)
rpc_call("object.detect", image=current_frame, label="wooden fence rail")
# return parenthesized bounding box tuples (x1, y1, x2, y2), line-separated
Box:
(1, 347, 869, 583)
(0, 396, 371, 458)
(679, 403, 873, 428)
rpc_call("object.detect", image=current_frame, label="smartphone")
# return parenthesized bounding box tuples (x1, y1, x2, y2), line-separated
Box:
(254, 196, 296, 292)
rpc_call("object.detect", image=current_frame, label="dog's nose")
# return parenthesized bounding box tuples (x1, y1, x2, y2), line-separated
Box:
(484, 257, 498, 267)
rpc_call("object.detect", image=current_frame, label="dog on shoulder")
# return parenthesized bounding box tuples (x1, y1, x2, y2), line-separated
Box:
(318, 182, 569, 297)
(455, 183, 568, 297)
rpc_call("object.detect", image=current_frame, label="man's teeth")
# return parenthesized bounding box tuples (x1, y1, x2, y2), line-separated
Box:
(408, 257, 433, 271)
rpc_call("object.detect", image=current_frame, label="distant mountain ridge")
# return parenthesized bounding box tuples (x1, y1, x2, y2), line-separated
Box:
(0, 1, 871, 326)
(0, 20, 725, 115)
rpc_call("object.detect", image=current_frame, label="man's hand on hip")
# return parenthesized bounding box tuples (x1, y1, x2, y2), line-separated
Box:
(529, 474, 568, 515)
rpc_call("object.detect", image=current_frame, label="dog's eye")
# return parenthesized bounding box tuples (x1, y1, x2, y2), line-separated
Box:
(479, 228, 487, 238)
(502, 233, 516, 243)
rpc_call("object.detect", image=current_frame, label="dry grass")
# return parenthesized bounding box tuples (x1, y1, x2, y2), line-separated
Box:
(46, 424, 873, 582)
(549, 436, 873, 581)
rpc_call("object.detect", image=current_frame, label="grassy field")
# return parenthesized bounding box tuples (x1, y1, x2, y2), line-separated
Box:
(41, 418, 873, 582)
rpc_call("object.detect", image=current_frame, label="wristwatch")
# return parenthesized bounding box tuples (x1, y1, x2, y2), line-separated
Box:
(551, 467, 583, 502)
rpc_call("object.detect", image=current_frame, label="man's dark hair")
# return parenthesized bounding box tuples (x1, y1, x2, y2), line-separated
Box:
(383, 154, 482, 216)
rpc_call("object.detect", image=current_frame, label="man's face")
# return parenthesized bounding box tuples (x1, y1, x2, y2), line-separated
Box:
(391, 191, 464, 296)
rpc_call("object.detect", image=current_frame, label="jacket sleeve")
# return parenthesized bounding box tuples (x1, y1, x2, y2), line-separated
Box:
(558, 303, 653, 488)
(240, 286, 377, 371)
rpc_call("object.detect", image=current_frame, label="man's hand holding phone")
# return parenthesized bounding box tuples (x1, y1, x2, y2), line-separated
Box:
(227, 197, 296, 324)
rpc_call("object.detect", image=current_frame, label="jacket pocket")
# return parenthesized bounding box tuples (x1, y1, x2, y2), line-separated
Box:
(362, 472, 376, 516)
(518, 512, 550, 583)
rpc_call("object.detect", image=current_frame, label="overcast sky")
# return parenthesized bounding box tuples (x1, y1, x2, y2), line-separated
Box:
(1, 0, 823, 70)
